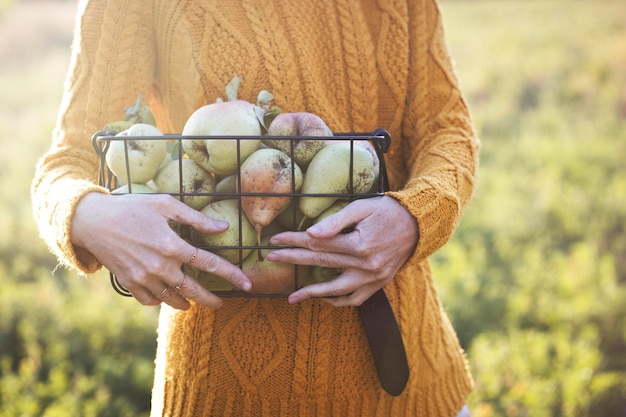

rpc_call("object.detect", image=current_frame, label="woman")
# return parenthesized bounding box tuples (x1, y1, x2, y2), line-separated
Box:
(32, 0, 479, 415)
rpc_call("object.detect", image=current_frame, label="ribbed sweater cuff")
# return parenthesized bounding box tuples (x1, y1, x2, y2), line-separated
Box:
(386, 181, 459, 266)
(46, 181, 108, 275)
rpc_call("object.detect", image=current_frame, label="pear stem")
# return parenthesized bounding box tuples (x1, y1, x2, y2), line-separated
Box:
(297, 216, 308, 232)
(255, 224, 264, 261)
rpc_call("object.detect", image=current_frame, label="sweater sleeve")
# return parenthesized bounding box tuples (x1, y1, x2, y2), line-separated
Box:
(30, 0, 156, 274)
(386, 0, 480, 265)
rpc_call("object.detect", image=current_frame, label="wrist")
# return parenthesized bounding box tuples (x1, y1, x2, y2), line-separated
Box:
(70, 191, 109, 248)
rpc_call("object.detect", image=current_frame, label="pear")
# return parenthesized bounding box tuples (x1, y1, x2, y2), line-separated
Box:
(181, 139, 213, 172)
(153, 158, 216, 210)
(324, 138, 381, 186)
(241, 238, 302, 294)
(105, 123, 166, 184)
(182, 100, 262, 176)
(299, 142, 377, 221)
(240, 148, 303, 259)
(264, 112, 330, 168)
(199, 199, 256, 264)
(213, 174, 238, 201)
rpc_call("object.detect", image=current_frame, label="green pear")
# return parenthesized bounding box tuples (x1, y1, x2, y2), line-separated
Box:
(182, 100, 262, 176)
(181, 139, 212, 172)
(105, 123, 166, 184)
(153, 158, 216, 210)
(299, 142, 377, 221)
(324, 138, 381, 188)
(213, 174, 238, 201)
(240, 148, 303, 258)
(264, 112, 330, 168)
(199, 199, 256, 264)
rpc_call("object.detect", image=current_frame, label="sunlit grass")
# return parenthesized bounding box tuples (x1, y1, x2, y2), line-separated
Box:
(436, 2, 626, 415)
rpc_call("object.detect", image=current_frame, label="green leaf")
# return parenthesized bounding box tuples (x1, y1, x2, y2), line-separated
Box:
(123, 94, 143, 120)
(257, 90, 274, 108)
(225, 76, 242, 101)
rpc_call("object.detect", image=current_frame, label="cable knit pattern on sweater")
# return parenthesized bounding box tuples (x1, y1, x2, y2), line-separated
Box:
(31, 0, 479, 416)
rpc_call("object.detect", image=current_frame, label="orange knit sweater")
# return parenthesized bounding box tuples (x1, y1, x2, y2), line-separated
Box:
(31, 0, 479, 416)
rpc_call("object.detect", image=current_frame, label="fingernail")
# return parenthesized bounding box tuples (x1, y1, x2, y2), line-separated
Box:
(307, 224, 321, 236)
(288, 294, 303, 304)
(216, 220, 229, 229)
(240, 280, 252, 292)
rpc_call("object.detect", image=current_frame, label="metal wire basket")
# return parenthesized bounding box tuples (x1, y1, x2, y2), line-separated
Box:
(92, 129, 391, 298)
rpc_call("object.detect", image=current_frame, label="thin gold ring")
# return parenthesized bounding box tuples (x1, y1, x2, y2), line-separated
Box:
(175, 273, 187, 292)
(188, 248, 199, 265)
(159, 286, 169, 297)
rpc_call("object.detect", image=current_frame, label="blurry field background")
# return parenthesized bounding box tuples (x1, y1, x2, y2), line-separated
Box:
(1, 0, 625, 416)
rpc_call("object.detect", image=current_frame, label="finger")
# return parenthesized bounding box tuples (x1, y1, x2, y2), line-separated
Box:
(191, 248, 252, 292)
(175, 243, 251, 292)
(305, 199, 373, 239)
(112, 272, 163, 307)
(151, 283, 192, 310)
(269, 230, 360, 256)
(319, 286, 378, 307)
(170, 270, 224, 309)
(291, 280, 379, 307)
(126, 285, 162, 307)
(185, 247, 200, 266)
(164, 197, 230, 234)
(266, 246, 360, 270)
(288, 272, 362, 303)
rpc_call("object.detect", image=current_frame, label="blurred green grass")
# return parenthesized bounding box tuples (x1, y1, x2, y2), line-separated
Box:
(438, 1, 626, 415)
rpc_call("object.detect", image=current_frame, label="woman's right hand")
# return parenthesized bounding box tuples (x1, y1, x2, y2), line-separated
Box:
(70, 192, 252, 310)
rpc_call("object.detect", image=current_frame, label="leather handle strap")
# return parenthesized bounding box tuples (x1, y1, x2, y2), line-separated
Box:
(357, 288, 409, 396)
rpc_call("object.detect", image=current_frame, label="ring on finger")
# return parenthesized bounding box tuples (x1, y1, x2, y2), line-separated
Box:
(187, 247, 199, 265)
(159, 286, 170, 297)
(174, 272, 187, 293)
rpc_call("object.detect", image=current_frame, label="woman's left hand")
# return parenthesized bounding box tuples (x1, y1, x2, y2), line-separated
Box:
(267, 196, 419, 307)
